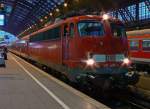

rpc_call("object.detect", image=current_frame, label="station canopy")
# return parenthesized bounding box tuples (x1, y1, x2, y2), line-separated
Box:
(0, 0, 142, 36)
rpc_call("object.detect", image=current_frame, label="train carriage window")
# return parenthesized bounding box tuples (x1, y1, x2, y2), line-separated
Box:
(129, 40, 139, 50)
(53, 27, 60, 39)
(50, 28, 55, 39)
(30, 26, 61, 42)
(78, 20, 104, 37)
(37, 33, 44, 41)
(45, 26, 60, 40)
(142, 40, 150, 51)
(44, 29, 52, 40)
(31, 35, 35, 42)
(69, 23, 74, 37)
(64, 24, 69, 37)
(111, 23, 126, 38)
(29, 33, 44, 42)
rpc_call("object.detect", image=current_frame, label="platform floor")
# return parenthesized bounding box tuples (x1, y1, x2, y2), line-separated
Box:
(0, 53, 109, 109)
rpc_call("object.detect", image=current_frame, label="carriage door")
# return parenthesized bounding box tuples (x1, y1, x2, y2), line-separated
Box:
(26, 41, 29, 58)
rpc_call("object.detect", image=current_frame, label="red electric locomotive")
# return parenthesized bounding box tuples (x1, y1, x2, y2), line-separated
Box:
(11, 15, 139, 90)
(127, 29, 150, 72)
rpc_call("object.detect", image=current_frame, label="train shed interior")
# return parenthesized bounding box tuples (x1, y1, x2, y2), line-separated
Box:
(0, 0, 149, 36)
(0, 0, 150, 109)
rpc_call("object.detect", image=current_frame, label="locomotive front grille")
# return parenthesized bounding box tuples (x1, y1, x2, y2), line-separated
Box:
(93, 54, 125, 62)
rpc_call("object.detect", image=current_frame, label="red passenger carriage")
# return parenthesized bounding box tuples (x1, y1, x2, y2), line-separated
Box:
(11, 15, 139, 90)
(127, 29, 150, 72)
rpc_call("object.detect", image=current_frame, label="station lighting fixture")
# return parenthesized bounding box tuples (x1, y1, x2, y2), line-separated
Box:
(103, 14, 109, 20)
(64, 3, 68, 7)
(56, 8, 60, 12)
(45, 16, 48, 19)
(40, 19, 43, 22)
(50, 13, 53, 16)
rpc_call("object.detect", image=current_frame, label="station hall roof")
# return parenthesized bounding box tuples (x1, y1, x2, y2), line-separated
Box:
(0, 0, 144, 36)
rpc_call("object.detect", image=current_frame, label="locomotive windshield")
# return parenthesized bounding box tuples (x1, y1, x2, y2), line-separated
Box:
(78, 20, 104, 37)
(111, 23, 126, 38)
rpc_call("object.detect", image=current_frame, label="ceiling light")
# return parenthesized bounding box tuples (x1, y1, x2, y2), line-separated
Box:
(64, 3, 68, 7)
(45, 16, 48, 19)
(40, 19, 43, 22)
(103, 14, 109, 20)
(50, 13, 53, 16)
(56, 8, 60, 12)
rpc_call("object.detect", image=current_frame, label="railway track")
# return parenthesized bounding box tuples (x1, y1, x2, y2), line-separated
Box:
(126, 99, 149, 109)
(128, 92, 150, 109)
(113, 89, 150, 109)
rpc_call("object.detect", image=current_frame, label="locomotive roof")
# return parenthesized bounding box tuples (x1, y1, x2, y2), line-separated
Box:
(22, 15, 122, 40)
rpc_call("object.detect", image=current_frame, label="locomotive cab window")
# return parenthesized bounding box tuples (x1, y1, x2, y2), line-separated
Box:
(129, 40, 139, 50)
(142, 40, 150, 51)
(69, 23, 74, 37)
(78, 20, 104, 37)
(111, 23, 126, 38)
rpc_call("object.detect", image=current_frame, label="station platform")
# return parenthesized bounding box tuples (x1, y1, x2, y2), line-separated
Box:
(0, 53, 109, 109)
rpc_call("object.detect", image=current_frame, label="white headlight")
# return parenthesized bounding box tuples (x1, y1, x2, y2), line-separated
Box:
(86, 59, 95, 66)
(103, 14, 109, 20)
(123, 58, 130, 65)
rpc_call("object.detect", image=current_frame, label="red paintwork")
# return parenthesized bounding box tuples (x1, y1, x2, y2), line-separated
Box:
(12, 15, 128, 69)
(127, 29, 150, 63)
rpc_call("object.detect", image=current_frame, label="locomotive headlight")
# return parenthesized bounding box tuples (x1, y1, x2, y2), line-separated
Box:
(86, 59, 95, 66)
(123, 58, 130, 65)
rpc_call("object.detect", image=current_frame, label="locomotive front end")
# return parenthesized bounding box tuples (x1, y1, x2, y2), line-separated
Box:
(71, 16, 139, 90)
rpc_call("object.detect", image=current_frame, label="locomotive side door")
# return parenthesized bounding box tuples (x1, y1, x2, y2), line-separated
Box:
(62, 23, 75, 62)
(62, 24, 70, 62)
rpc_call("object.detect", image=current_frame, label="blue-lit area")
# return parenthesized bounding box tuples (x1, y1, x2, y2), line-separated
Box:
(127, 5, 136, 20)
(0, 14, 4, 25)
(0, 30, 18, 45)
(109, 1, 150, 23)
(139, 2, 150, 20)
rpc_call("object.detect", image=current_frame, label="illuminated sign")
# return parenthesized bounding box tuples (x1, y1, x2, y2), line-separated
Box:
(0, 37, 4, 41)
(0, 15, 4, 26)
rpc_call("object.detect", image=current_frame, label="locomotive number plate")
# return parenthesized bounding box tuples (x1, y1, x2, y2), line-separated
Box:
(106, 55, 116, 62)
